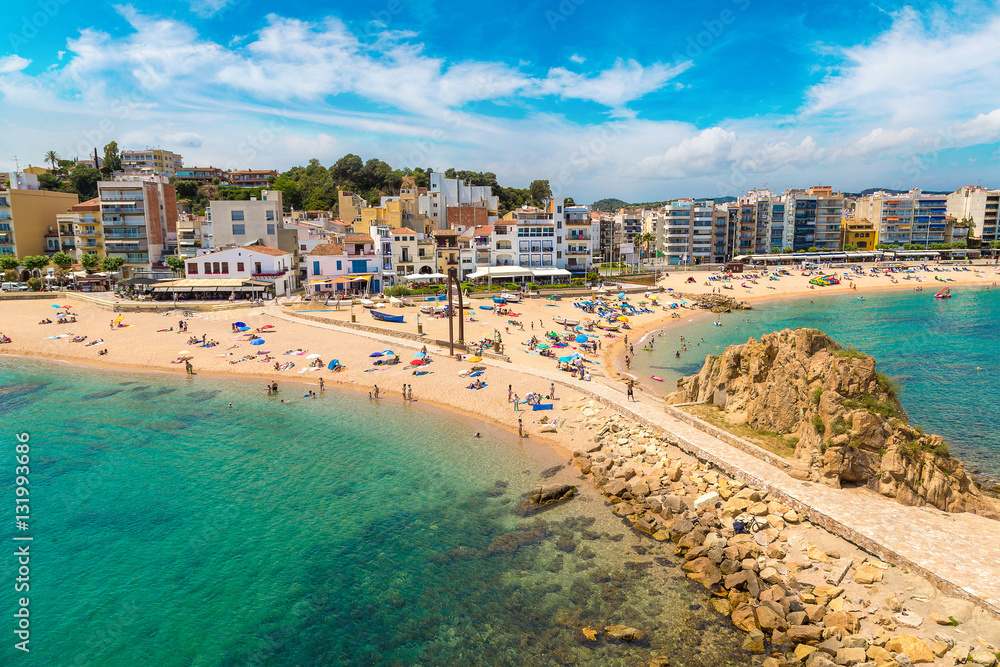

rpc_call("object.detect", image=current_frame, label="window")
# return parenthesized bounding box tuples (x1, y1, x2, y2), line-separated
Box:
(188, 263, 198, 274)
(237, 262, 244, 272)
(267, 224, 275, 235)
(300, 245, 307, 251)
(204, 262, 212, 274)
(213, 262, 221, 274)
(231, 211, 245, 221)
(221, 262, 229, 274)
(254, 262, 262, 274)
(266, 210, 275, 221)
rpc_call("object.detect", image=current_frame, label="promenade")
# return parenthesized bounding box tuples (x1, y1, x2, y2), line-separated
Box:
(271, 304, 1000, 619)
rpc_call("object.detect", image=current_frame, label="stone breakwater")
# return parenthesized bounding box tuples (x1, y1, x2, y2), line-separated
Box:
(571, 410, 1000, 666)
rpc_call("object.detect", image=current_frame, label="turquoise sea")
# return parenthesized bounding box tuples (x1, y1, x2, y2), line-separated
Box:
(632, 286, 1000, 477)
(0, 358, 749, 666)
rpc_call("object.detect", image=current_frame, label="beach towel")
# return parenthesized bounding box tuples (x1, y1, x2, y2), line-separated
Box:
(531, 404, 553, 411)
(466, 383, 488, 390)
(468, 371, 484, 378)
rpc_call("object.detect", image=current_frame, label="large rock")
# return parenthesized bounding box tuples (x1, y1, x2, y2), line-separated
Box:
(603, 624, 645, 642)
(528, 483, 577, 506)
(731, 603, 757, 632)
(788, 624, 824, 644)
(683, 557, 722, 588)
(884, 635, 934, 664)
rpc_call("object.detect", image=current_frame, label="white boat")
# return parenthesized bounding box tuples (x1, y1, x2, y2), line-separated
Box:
(400, 297, 415, 306)
(500, 292, 522, 303)
(553, 316, 580, 326)
(360, 299, 375, 308)
(389, 296, 403, 307)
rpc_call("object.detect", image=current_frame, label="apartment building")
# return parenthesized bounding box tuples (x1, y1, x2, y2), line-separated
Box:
(660, 199, 730, 265)
(228, 170, 278, 188)
(343, 234, 382, 291)
(175, 167, 226, 184)
(389, 227, 436, 279)
(304, 243, 349, 294)
(563, 205, 594, 273)
(208, 190, 287, 251)
(187, 244, 296, 296)
(783, 186, 844, 251)
(97, 176, 178, 278)
(418, 172, 498, 230)
(338, 190, 366, 230)
(121, 149, 183, 177)
(855, 189, 950, 246)
(947, 186, 1000, 243)
(55, 198, 104, 260)
(0, 173, 79, 257)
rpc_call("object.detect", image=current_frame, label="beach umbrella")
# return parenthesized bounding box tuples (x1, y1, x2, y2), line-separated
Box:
(50, 304, 61, 308)
(468, 356, 482, 363)
(328, 360, 340, 370)
(617, 292, 625, 299)
(536, 343, 550, 350)
(558, 355, 575, 363)
(618, 316, 630, 323)
(382, 350, 395, 356)
(234, 321, 246, 327)
(237, 326, 250, 332)
(413, 352, 426, 358)
(250, 338, 265, 345)
(409, 359, 425, 366)
(369, 352, 383, 357)
(113, 315, 124, 324)
(179, 350, 191, 354)
(575, 334, 588, 343)
(306, 353, 322, 359)
(261, 325, 274, 329)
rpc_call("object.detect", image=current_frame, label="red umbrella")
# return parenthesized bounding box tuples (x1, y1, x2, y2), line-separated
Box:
(409, 359, 425, 366)
(261, 325, 274, 329)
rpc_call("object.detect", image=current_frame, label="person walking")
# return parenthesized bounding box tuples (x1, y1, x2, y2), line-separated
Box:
(518, 419, 524, 438)
(549, 382, 555, 400)
(318, 377, 324, 391)
(513, 394, 519, 412)
(627, 380, 635, 402)
(374, 384, 379, 400)
(508, 384, 513, 403)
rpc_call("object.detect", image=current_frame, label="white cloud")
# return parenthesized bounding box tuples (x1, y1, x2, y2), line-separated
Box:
(0, 55, 31, 73)
(160, 131, 205, 148)
(569, 54, 586, 64)
(840, 127, 922, 158)
(188, 0, 233, 19)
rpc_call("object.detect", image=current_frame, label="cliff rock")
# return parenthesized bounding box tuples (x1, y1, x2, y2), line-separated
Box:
(667, 328, 998, 518)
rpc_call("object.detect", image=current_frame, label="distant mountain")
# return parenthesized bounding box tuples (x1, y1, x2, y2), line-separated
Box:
(592, 195, 736, 211)
(848, 188, 952, 197)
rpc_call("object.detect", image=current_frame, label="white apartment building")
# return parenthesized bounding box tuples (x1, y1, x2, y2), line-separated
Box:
(187, 245, 296, 296)
(856, 189, 951, 246)
(121, 149, 183, 177)
(947, 186, 999, 243)
(418, 172, 498, 229)
(97, 176, 178, 278)
(660, 200, 729, 265)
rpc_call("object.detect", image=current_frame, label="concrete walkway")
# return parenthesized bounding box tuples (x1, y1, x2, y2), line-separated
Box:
(272, 306, 1000, 618)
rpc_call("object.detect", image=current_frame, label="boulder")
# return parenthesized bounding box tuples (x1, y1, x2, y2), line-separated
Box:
(528, 483, 577, 506)
(755, 600, 788, 632)
(731, 603, 758, 632)
(604, 624, 645, 642)
(788, 624, 824, 644)
(823, 611, 860, 636)
(834, 647, 868, 666)
(743, 628, 766, 653)
(683, 557, 722, 588)
(694, 491, 720, 510)
(884, 635, 934, 664)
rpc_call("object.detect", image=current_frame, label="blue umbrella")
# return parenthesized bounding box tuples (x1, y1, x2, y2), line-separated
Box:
(413, 352, 426, 358)
(617, 293, 626, 299)
(234, 321, 246, 327)
(250, 338, 265, 345)
(575, 334, 588, 343)
(237, 326, 251, 331)
(558, 355, 575, 363)
(328, 360, 340, 370)
(369, 352, 383, 357)
(382, 350, 395, 356)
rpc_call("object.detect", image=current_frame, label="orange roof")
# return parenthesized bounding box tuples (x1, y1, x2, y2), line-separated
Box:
(389, 227, 414, 235)
(308, 243, 346, 256)
(473, 225, 493, 235)
(73, 197, 100, 212)
(242, 244, 290, 256)
(344, 234, 373, 243)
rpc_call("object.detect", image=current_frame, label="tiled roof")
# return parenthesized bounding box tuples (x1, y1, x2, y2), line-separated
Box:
(344, 234, 373, 243)
(307, 243, 346, 256)
(242, 244, 290, 257)
(473, 225, 493, 235)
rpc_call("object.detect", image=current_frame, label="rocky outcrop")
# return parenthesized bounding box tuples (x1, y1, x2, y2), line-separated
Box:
(667, 328, 998, 518)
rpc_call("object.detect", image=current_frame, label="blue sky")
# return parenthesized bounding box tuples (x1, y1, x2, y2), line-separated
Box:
(1, 0, 999, 202)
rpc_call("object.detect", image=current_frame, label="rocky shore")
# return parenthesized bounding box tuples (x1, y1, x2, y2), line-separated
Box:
(667, 328, 1000, 518)
(567, 408, 1000, 666)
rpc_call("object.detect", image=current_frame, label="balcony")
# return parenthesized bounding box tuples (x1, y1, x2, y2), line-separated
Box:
(106, 242, 149, 253)
(252, 269, 288, 278)
(102, 205, 144, 215)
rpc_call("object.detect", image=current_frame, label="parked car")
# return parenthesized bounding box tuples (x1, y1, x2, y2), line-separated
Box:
(1, 282, 29, 292)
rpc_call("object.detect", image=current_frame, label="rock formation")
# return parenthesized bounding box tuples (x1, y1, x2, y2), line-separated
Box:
(667, 328, 998, 518)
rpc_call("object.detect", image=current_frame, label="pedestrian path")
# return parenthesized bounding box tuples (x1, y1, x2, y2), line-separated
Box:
(272, 306, 1000, 617)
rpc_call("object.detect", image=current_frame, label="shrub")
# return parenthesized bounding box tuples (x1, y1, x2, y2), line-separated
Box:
(832, 347, 865, 359)
(503, 283, 519, 290)
(876, 372, 899, 395)
(933, 443, 950, 457)
(27, 277, 41, 291)
(859, 393, 897, 419)
(388, 285, 412, 297)
(811, 387, 823, 405)
(527, 282, 539, 290)
(811, 414, 826, 435)
(831, 417, 849, 436)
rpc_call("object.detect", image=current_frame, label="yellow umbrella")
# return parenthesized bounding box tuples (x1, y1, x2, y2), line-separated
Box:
(113, 315, 125, 323)
(468, 356, 482, 363)
(617, 316, 630, 323)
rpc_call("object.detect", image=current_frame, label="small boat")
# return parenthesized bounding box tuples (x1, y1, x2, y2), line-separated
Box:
(360, 299, 375, 308)
(493, 296, 507, 305)
(371, 310, 405, 323)
(650, 376, 663, 382)
(934, 288, 952, 299)
(479, 305, 494, 311)
(389, 296, 403, 307)
(553, 317, 580, 326)
(500, 292, 522, 303)
(400, 298, 415, 306)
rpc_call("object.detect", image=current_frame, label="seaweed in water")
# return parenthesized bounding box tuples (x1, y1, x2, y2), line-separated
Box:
(81, 390, 123, 400)
(186, 390, 221, 401)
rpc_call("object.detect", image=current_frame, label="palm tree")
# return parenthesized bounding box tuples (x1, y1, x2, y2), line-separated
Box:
(44, 151, 61, 173)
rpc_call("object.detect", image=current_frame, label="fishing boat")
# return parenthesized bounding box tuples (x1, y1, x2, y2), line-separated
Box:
(360, 299, 375, 308)
(400, 297, 415, 306)
(552, 316, 580, 326)
(500, 292, 522, 303)
(493, 296, 507, 305)
(371, 310, 405, 323)
(934, 288, 952, 299)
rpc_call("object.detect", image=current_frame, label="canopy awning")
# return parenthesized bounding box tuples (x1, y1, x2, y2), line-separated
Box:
(346, 274, 373, 282)
(467, 266, 534, 279)
(307, 277, 344, 285)
(531, 268, 572, 278)
(403, 272, 447, 280)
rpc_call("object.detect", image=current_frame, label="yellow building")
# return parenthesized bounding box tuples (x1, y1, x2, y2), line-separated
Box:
(0, 186, 79, 258)
(840, 218, 878, 250)
(338, 190, 365, 229)
(56, 197, 104, 260)
(23, 165, 52, 176)
(358, 199, 403, 232)
(121, 149, 183, 177)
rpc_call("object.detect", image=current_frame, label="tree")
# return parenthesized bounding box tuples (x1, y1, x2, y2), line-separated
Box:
(528, 180, 552, 207)
(38, 173, 64, 191)
(50, 252, 74, 270)
(174, 180, 201, 201)
(21, 255, 50, 275)
(564, 197, 576, 206)
(80, 253, 100, 273)
(69, 165, 101, 200)
(45, 150, 61, 172)
(102, 141, 122, 175)
(3, 269, 17, 282)
(54, 266, 71, 285)
(331, 154, 364, 185)
(771, 246, 782, 253)
(165, 255, 185, 277)
(843, 244, 859, 251)
(26, 277, 41, 291)
(0, 255, 19, 272)
(101, 256, 125, 274)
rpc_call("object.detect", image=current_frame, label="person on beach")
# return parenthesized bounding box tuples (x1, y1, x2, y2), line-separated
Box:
(403, 384, 407, 400)
(518, 419, 523, 438)
(508, 385, 513, 403)
(185, 360, 194, 375)
(626, 380, 635, 401)
(407, 385, 412, 401)
(318, 378, 324, 391)
(374, 385, 380, 399)
(550, 383, 555, 400)
(513, 394, 519, 411)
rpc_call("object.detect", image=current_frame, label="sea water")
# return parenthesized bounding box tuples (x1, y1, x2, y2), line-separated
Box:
(0, 358, 749, 666)
(633, 286, 1000, 476)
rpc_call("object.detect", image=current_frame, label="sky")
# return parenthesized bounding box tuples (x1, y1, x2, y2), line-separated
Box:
(1, 0, 999, 203)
